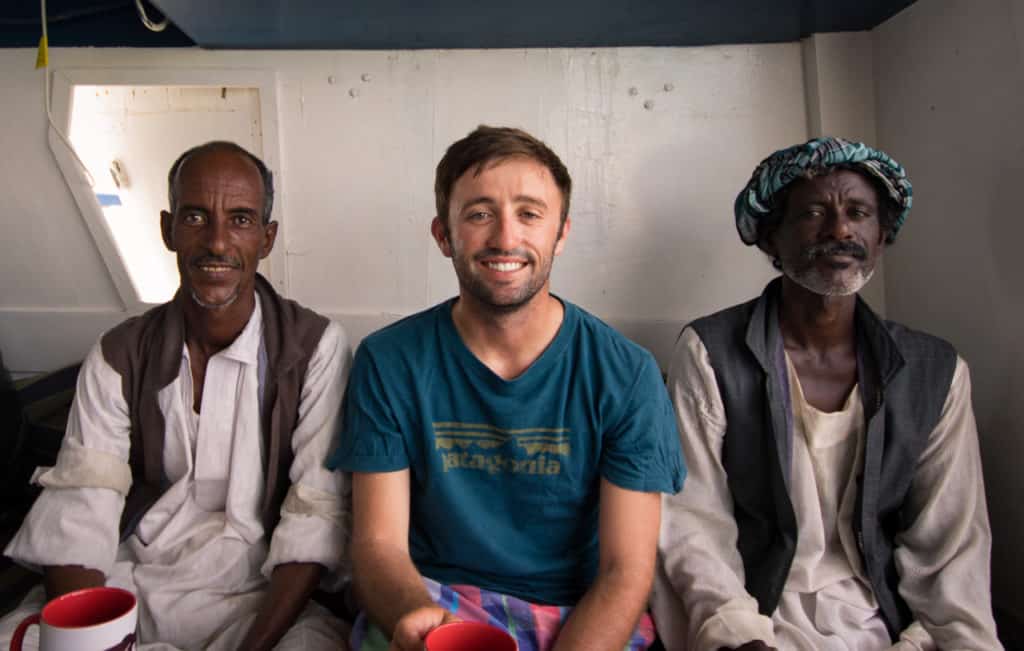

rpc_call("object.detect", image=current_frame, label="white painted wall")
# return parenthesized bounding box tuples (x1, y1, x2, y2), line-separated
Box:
(0, 44, 820, 374)
(68, 85, 263, 304)
(802, 31, 886, 312)
(874, 0, 1024, 630)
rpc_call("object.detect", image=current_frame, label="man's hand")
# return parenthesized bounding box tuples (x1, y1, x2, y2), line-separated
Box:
(237, 562, 325, 651)
(44, 565, 104, 601)
(720, 642, 776, 651)
(388, 606, 458, 651)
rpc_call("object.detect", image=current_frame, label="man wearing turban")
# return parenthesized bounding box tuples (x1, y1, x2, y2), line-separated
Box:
(652, 138, 1002, 650)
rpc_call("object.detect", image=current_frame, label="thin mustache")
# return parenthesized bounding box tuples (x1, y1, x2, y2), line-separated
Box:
(803, 241, 866, 261)
(191, 255, 240, 268)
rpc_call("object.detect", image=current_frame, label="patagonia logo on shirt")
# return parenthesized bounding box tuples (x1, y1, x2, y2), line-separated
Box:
(433, 422, 569, 476)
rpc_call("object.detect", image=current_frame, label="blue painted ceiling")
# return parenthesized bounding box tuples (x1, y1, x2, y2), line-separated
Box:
(1, 0, 917, 49)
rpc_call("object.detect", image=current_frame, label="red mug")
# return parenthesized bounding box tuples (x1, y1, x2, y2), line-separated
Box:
(9, 587, 138, 651)
(425, 621, 517, 651)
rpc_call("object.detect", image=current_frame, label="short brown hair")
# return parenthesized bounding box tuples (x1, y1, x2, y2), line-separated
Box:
(434, 125, 572, 227)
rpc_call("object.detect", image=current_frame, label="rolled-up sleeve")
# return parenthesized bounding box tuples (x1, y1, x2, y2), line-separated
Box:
(263, 320, 352, 581)
(4, 341, 132, 576)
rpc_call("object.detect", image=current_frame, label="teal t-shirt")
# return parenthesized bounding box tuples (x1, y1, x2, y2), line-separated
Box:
(329, 298, 685, 605)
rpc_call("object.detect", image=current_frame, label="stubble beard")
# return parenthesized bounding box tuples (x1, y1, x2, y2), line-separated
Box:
(190, 286, 241, 310)
(452, 247, 554, 314)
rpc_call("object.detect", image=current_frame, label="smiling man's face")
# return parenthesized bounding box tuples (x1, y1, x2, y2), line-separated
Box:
(766, 168, 886, 297)
(432, 156, 569, 313)
(161, 148, 277, 311)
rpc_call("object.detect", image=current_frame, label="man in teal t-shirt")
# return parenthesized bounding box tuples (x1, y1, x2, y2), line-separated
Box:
(330, 125, 685, 651)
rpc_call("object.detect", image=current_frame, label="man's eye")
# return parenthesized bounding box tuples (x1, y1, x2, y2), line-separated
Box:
(521, 211, 541, 220)
(233, 214, 254, 226)
(182, 213, 204, 225)
(467, 211, 490, 222)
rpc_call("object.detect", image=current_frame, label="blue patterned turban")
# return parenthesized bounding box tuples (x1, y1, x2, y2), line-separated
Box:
(734, 137, 913, 245)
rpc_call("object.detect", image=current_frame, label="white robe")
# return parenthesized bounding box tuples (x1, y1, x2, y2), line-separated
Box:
(653, 327, 1002, 651)
(1, 299, 352, 650)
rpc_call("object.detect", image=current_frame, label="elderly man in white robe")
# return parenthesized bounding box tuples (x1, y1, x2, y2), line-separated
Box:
(653, 138, 1002, 651)
(0, 141, 351, 650)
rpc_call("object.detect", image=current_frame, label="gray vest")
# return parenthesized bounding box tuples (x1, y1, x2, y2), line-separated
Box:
(100, 274, 329, 539)
(689, 278, 956, 640)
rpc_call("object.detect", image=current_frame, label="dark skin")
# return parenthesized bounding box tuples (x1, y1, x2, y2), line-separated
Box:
(713, 171, 888, 651)
(761, 169, 886, 412)
(46, 147, 322, 651)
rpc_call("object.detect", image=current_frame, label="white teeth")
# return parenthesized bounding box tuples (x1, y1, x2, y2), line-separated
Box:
(485, 262, 525, 272)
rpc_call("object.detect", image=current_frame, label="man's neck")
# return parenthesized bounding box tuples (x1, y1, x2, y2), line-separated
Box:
(777, 275, 857, 356)
(450, 288, 565, 381)
(181, 290, 257, 359)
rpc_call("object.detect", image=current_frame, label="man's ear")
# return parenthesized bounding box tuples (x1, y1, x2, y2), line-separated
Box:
(554, 215, 571, 256)
(260, 221, 279, 259)
(431, 216, 453, 258)
(160, 210, 175, 251)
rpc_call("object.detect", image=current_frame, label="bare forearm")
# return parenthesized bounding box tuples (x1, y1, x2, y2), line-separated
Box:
(552, 566, 652, 651)
(239, 562, 324, 651)
(352, 542, 434, 637)
(44, 565, 104, 600)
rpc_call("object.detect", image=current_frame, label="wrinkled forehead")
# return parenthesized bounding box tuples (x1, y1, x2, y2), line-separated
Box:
(782, 167, 882, 208)
(172, 149, 263, 204)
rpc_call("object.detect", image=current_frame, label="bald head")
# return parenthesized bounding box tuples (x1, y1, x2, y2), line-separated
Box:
(167, 141, 274, 223)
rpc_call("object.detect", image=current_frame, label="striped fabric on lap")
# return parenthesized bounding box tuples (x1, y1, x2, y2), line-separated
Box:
(350, 577, 656, 651)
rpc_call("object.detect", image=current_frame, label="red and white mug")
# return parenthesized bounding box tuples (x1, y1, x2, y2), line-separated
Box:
(425, 621, 517, 651)
(9, 586, 137, 651)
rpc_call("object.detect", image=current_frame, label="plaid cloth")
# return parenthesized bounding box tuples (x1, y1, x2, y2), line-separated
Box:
(350, 577, 657, 651)
(734, 136, 913, 245)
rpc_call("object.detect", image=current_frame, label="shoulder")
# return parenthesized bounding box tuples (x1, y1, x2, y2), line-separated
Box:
(100, 301, 172, 347)
(566, 301, 660, 376)
(309, 319, 351, 366)
(363, 302, 446, 348)
(882, 319, 958, 362)
(99, 301, 175, 374)
(258, 280, 329, 337)
(355, 302, 449, 372)
(687, 295, 760, 347)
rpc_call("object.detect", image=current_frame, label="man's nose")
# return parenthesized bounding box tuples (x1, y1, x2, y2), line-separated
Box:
(204, 216, 230, 253)
(822, 209, 854, 240)
(488, 213, 520, 251)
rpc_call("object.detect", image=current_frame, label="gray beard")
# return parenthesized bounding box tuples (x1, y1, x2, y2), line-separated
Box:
(190, 288, 239, 310)
(783, 264, 875, 297)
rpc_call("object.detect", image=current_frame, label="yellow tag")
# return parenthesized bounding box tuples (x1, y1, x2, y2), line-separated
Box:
(35, 35, 48, 69)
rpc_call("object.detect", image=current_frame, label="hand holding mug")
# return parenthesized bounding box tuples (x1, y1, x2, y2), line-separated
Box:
(389, 606, 459, 651)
